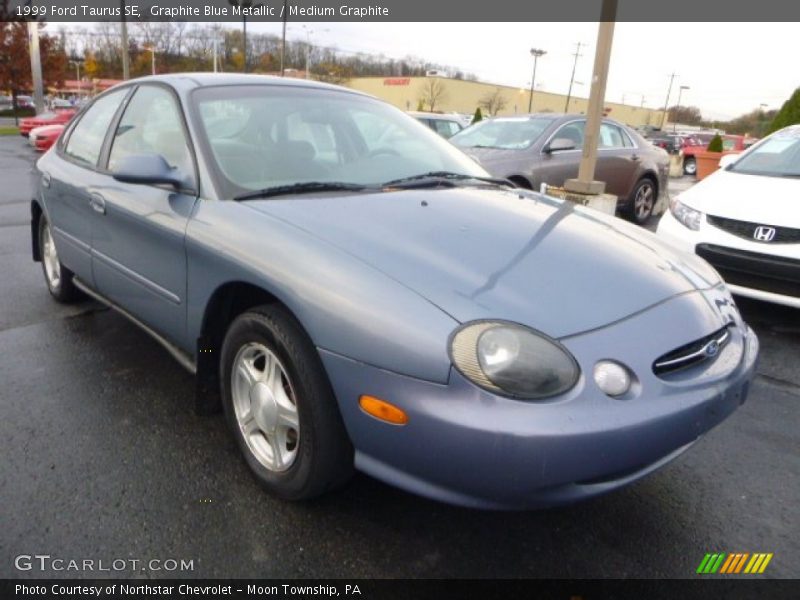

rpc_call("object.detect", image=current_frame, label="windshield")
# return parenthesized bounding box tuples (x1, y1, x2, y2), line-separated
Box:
(450, 116, 555, 150)
(191, 85, 487, 197)
(729, 128, 800, 178)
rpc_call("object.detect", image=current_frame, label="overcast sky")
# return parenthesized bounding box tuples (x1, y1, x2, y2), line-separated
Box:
(241, 21, 798, 120)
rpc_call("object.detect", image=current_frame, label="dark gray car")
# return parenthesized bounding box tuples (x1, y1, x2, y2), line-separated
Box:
(451, 114, 670, 224)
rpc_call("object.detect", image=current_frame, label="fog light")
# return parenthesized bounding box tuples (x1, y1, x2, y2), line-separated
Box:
(593, 361, 631, 397)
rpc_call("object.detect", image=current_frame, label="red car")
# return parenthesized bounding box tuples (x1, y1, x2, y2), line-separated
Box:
(682, 134, 757, 175)
(19, 108, 76, 137)
(29, 123, 64, 152)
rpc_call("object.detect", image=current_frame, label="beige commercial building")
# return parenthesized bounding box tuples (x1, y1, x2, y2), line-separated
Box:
(344, 76, 667, 128)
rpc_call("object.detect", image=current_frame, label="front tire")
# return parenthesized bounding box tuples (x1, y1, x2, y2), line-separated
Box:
(683, 156, 697, 175)
(626, 178, 656, 225)
(38, 215, 80, 303)
(220, 305, 353, 500)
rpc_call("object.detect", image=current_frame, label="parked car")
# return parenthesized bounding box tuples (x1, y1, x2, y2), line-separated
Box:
(19, 108, 76, 137)
(50, 97, 74, 110)
(32, 74, 757, 509)
(15, 95, 34, 109)
(408, 111, 465, 139)
(29, 123, 64, 152)
(681, 134, 758, 175)
(657, 124, 800, 309)
(647, 133, 704, 155)
(0, 94, 12, 110)
(451, 114, 670, 224)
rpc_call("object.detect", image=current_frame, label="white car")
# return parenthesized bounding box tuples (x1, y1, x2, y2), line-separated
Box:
(657, 124, 800, 309)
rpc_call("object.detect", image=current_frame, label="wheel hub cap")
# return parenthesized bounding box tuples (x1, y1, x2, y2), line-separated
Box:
(251, 382, 278, 434)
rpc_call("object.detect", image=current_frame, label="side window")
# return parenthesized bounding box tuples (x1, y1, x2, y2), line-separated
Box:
(553, 121, 585, 148)
(108, 86, 193, 178)
(598, 123, 625, 148)
(64, 89, 128, 167)
(433, 120, 461, 138)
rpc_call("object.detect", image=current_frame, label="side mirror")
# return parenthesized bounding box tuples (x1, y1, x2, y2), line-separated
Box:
(544, 137, 577, 153)
(112, 154, 188, 188)
(718, 153, 740, 170)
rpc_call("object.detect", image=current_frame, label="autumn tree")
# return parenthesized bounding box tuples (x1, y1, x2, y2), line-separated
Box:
(0, 21, 67, 112)
(479, 88, 508, 116)
(418, 78, 448, 112)
(667, 105, 703, 125)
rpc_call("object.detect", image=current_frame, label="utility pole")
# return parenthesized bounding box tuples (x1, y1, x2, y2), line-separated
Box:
(564, 41, 583, 113)
(660, 72, 675, 129)
(564, 0, 616, 195)
(27, 22, 45, 114)
(528, 48, 546, 113)
(280, 0, 288, 76)
(120, 0, 130, 79)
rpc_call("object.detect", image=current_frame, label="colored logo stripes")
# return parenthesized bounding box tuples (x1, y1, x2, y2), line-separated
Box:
(696, 552, 773, 574)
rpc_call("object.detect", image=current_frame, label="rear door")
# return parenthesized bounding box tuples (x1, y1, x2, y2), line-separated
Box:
(92, 84, 199, 347)
(595, 121, 638, 197)
(44, 88, 130, 286)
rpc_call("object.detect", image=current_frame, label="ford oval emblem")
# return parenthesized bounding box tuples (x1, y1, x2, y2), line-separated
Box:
(704, 340, 720, 358)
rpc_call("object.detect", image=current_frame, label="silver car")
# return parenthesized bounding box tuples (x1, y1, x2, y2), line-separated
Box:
(32, 74, 757, 509)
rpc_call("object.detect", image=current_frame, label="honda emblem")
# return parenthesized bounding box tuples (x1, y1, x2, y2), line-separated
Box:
(753, 226, 776, 242)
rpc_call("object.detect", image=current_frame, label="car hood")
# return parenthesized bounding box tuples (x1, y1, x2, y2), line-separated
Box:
(247, 187, 721, 338)
(680, 168, 800, 228)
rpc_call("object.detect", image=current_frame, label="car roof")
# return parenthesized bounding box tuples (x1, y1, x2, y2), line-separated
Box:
(408, 111, 464, 121)
(121, 72, 371, 97)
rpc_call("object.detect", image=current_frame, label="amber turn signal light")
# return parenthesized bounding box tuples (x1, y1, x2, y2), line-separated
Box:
(358, 395, 408, 425)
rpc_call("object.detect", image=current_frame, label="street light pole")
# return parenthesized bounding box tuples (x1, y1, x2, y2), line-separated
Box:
(27, 21, 45, 114)
(528, 48, 546, 113)
(120, 0, 130, 80)
(673, 85, 689, 132)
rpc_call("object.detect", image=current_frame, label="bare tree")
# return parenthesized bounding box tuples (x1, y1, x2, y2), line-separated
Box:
(418, 78, 448, 112)
(479, 88, 509, 116)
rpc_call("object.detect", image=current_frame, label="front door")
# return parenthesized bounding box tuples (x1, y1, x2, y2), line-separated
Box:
(91, 84, 198, 348)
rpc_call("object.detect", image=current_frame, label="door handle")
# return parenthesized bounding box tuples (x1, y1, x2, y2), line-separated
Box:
(630, 154, 640, 162)
(89, 193, 106, 215)
(41, 171, 51, 188)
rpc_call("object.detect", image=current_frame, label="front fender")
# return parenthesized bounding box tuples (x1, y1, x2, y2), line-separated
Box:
(185, 200, 459, 384)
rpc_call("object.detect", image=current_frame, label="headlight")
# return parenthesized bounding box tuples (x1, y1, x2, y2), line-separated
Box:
(669, 196, 702, 230)
(450, 321, 580, 399)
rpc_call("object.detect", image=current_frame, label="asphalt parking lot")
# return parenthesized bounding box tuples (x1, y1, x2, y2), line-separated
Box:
(1, 135, 798, 579)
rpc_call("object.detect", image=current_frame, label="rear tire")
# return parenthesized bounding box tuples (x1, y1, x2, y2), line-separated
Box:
(38, 215, 81, 303)
(220, 304, 354, 500)
(683, 156, 697, 175)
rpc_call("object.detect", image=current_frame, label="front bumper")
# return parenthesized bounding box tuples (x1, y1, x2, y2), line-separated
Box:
(657, 210, 800, 309)
(321, 290, 758, 509)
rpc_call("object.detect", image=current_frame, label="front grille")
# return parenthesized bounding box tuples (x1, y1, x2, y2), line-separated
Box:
(653, 325, 731, 376)
(707, 215, 800, 244)
(696, 243, 800, 298)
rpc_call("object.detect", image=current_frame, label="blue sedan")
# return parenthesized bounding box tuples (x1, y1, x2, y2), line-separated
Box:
(31, 74, 758, 509)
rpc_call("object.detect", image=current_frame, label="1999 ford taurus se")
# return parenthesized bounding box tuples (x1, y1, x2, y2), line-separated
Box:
(32, 74, 758, 509)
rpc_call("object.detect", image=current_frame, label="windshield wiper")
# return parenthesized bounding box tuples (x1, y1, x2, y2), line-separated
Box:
(233, 181, 376, 201)
(382, 171, 514, 189)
